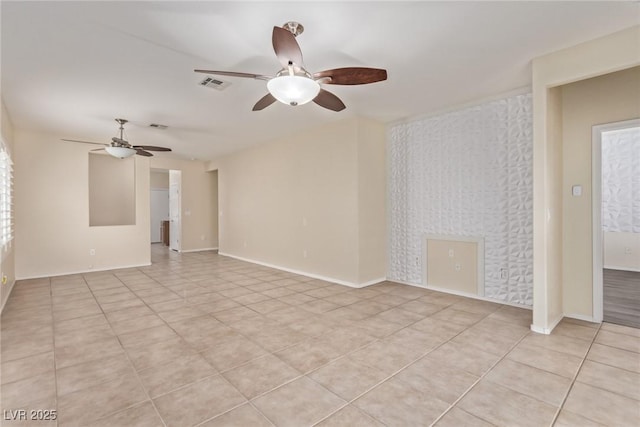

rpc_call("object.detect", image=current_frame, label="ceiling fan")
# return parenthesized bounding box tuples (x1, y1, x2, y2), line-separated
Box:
(62, 118, 172, 158)
(195, 22, 387, 112)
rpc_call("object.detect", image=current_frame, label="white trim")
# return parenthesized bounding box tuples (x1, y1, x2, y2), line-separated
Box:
(0, 278, 16, 314)
(530, 313, 563, 334)
(603, 265, 640, 273)
(422, 234, 485, 297)
(15, 262, 152, 281)
(388, 86, 531, 127)
(564, 312, 598, 324)
(179, 247, 218, 253)
(592, 118, 640, 324)
(389, 278, 531, 310)
(218, 252, 385, 288)
(359, 277, 388, 288)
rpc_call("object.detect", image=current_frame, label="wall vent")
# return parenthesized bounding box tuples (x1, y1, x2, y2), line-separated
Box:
(149, 123, 168, 129)
(199, 77, 231, 91)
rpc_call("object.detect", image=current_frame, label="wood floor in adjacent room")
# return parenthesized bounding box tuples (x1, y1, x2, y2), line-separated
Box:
(1, 246, 639, 426)
(604, 268, 640, 329)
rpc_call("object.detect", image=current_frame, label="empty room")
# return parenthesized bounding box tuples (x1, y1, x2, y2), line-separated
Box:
(1, 2, 639, 426)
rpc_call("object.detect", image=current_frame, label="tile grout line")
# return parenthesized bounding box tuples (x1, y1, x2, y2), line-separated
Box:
(310, 309, 501, 426)
(13, 251, 631, 427)
(192, 303, 438, 426)
(80, 269, 169, 427)
(89, 260, 340, 423)
(427, 328, 531, 427)
(47, 276, 59, 427)
(548, 322, 603, 427)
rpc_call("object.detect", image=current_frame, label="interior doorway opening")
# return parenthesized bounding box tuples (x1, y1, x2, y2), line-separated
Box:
(150, 168, 169, 244)
(149, 168, 181, 257)
(169, 170, 182, 252)
(209, 169, 219, 251)
(593, 119, 640, 328)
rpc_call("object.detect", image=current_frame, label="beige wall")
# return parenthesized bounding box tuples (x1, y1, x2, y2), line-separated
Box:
(14, 132, 218, 278)
(89, 153, 136, 226)
(150, 170, 169, 189)
(14, 130, 151, 278)
(208, 118, 386, 286)
(1, 98, 16, 311)
(532, 25, 640, 331)
(604, 232, 640, 271)
(562, 67, 640, 317)
(357, 119, 387, 283)
(150, 157, 218, 251)
(426, 239, 478, 294)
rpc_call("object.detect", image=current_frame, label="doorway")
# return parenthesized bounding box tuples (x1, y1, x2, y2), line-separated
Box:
(150, 167, 170, 244)
(593, 119, 640, 328)
(150, 189, 169, 243)
(169, 170, 182, 252)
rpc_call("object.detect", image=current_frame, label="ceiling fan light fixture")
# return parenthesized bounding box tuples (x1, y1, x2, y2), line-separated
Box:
(105, 146, 136, 159)
(267, 75, 320, 106)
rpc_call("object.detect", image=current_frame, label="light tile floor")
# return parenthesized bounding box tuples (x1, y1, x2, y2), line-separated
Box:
(1, 246, 639, 426)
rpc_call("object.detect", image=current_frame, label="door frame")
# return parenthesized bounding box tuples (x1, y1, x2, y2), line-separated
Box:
(592, 118, 640, 323)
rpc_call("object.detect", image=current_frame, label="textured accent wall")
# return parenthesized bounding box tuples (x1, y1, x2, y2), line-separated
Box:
(602, 126, 640, 233)
(389, 93, 533, 305)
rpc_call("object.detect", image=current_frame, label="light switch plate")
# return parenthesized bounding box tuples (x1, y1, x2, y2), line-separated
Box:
(572, 185, 582, 196)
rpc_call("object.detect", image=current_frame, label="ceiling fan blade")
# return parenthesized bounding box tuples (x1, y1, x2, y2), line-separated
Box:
(132, 145, 171, 152)
(272, 26, 303, 68)
(135, 149, 154, 157)
(313, 89, 346, 112)
(61, 139, 108, 146)
(194, 70, 270, 81)
(90, 148, 106, 152)
(252, 93, 277, 111)
(313, 67, 387, 85)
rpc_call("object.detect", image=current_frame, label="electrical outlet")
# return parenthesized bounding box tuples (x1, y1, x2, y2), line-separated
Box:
(624, 247, 632, 254)
(500, 268, 508, 280)
(448, 249, 454, 258)
(415, 257, 419, 266)
(454, 263, 461, 271)
(243, 240, 247, 248)
(302, 217, 307, 227)
(89, 249, 96, 256)
(303, 249, 307, 258)
(200, 234, 205, 241)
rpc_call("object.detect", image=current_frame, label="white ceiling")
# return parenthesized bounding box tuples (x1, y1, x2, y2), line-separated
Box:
(2, 1, 638, 160)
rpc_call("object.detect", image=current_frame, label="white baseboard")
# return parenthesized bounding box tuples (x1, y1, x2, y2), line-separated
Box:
(179, 247, 219, 253)
(530, 313, 563, 335)
(357, 277, 389, 288)
(603, 265, 640, 273)
(564, 313, 598, 323)
(1, 278, 17, 314)
(388, 278, 532, 310)
(15, 262, 152, 281)
(218, 252, 385, 288)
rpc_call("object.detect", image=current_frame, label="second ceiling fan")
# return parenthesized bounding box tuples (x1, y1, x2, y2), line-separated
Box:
(195, 22, 387, 112)
(62, 119, 171, 158)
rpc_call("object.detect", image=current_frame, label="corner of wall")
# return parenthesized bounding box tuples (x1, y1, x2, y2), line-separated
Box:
(531, 25, 640, 333)
(355, 118, 387, 284)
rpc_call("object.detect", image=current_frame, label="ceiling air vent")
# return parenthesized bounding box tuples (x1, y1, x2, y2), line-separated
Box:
(199, 77, 231, 91)
(149, 123, 168, 130)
